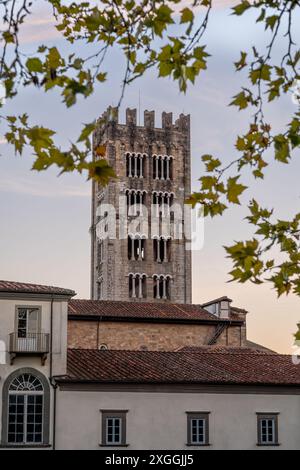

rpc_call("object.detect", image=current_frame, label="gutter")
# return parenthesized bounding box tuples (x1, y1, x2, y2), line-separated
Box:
(49, 295, 56, 450)
(52, 379, 57, 451)
(67, 314, 244, 326)
(49, 296, 54, 379)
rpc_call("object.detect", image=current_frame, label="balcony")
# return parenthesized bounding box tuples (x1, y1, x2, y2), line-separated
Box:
(9, 333, 50, 365)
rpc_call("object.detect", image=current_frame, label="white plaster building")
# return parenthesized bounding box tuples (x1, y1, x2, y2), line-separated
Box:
(1, 280, 300, 450)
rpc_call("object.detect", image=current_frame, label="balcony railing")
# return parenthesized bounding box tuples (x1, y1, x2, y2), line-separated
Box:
(9, 332, 50, 354)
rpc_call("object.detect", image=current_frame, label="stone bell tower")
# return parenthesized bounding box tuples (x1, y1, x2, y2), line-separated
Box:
(90, 107, 192, 304)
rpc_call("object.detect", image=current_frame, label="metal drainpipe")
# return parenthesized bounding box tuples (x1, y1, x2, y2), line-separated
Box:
(49, 296, 54, 379)
(97, 317, 100, 348)
(96, 316, 103, 349)
(52, 379, 57, 450)
(49, 296, 56, 449)
(90, 179, 96, 300)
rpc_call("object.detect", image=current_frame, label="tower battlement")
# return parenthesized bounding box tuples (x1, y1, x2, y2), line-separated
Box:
(97, 106, 190, 134)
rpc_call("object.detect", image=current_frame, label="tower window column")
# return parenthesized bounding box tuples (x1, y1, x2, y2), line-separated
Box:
(152, 155, 173, 180)
(129, 273, 147, 298)
(166, 158, 170, 180)
(126, 152, 146, 178)
(163, 239, 168, 262)
(139, 156, 143, 179)
(156, 277, 160, 299)
(128, 236, 146, 261)
(160, 157, 164, 180)
(138, 238, 143, 261)
(153, 275, 171, 300)
(155, 157, 159, 180)
(162, 278, 167, 299)
(134, 154, 138, 177)
(138, 276, 143, 298)
(129, 155, 132, 177)
(153, 237, 171, 263)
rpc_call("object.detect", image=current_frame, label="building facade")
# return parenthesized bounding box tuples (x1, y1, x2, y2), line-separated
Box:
(90, 108, 192, 304)
(0, 280, 300, 450)
(0, 281, 74, 448)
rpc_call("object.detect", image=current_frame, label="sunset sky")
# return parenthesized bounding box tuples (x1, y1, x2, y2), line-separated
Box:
(0, 1, 299, 353)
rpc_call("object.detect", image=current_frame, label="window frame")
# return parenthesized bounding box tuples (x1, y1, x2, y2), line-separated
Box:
(257, 413, 279, 446)
(186, 412, 210, 446)
(8, 389, 44, 445)
(100, 410, 128, 447)
(15, 306, 41, 338)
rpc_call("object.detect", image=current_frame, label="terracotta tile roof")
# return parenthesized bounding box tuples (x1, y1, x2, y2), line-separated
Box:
(0, 280, 75, 297)
(59, 349, 300, 385)
(201, 296, 232, 307)
(245, 340, 276, 353)
(68, 299, 241, 323)
(177, 346, 274, 354)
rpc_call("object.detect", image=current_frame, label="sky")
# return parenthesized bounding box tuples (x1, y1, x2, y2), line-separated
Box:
(0, 1, 299, 353)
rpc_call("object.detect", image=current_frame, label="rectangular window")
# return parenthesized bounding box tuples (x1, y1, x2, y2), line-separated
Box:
(186, 412, 209, 446)
(101, 410, 128, 446)
(16, 307, 40, 338)
(8, 394, 43, 444)
(106, 417, 121, 445)
(257, 413, 279, 446)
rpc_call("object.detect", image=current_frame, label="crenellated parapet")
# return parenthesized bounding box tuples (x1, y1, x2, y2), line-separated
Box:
(97, 107, 190, 134)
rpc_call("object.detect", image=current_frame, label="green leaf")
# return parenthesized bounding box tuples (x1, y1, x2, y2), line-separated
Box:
(77, 121, 96, 142)
(250, 64, 271, 84)
(158, 61, 173, 77)
(265, 15, 278, 31)
(47, 47, 62, 69)
(201, 175, 217, 190)
(232, 1, 251, 16)
(226, 176, 247, 204)
(2, 31, 14, 43)
(274, 134, 290, 163)
(180, 8, 194, 23)
(88, 159, 115, 184)
(234, 51, 247, 71)
(26, 58, 43, 73)
(230, 91, 248, 110)
(96, 72, 107, 82)
(236, 136, 246, 151)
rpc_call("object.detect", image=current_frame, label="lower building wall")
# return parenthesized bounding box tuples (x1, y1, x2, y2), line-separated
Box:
(55, 389, 300, 450)
(67, 320, 243, 350)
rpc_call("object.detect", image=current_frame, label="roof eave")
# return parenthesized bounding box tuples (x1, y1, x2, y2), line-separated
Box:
(0, 291, 76, 300)
(67, 314, 244, 326)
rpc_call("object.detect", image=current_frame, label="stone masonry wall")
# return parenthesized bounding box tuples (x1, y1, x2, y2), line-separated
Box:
(90, 107, 192, 304)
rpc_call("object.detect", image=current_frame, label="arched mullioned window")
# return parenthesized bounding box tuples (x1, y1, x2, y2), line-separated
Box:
(128, 234, 146, 261)
(126, 189, 147, 216)
(128, 273, 147, 299)
(126, 152, 147, 178)
(153, 274, 172, 300)
(152, 191, 174, 216)
(1, 368, 50, 446)
(152, 155, 173, 180)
